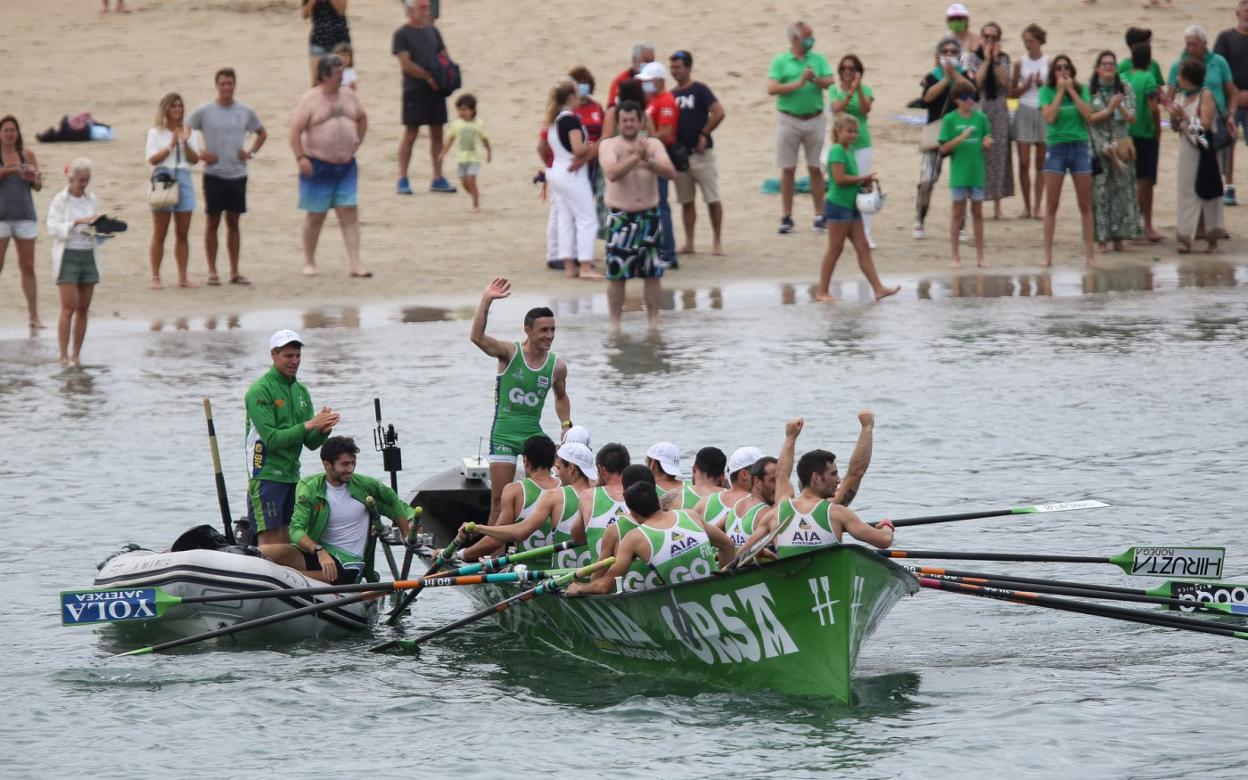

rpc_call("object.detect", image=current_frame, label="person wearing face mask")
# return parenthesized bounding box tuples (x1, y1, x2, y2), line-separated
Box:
(768, 21, 835, 235)
(608, 43, 657, 108)
(568, 66, 608, 242)
(944, 4, 979, 67)
(638, 62, 680, 270)
(964, 21, 1014, 220)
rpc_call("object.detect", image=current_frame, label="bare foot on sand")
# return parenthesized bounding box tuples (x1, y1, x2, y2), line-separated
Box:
(302, 264, 318, 277)
(30, 317, 46, 329)
(179, 279, 198, 288)
(814, 292, 836, 303)
(977, 259, 989, 268)
(875, 286, 900, 301)
(950, 259, 962, 269)
(712, 243, 724, 256)
(59, 355, 69, 368)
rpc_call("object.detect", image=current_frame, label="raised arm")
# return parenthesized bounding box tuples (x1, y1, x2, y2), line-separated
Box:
(773, 418, 804, 505)
(1041, 84, 1063, 124)
(834, 411, 873, 506)
(469, 278, 517, 366)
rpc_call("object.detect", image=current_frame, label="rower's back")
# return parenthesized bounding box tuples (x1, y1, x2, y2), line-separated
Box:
(772, 495, 840, 558)
(633, 509, 718, 590)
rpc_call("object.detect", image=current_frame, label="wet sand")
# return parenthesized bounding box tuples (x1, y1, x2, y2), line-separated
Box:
(1, 0, 1241, 329)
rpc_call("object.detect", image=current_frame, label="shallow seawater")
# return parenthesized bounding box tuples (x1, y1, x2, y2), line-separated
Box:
(3, 263, 1247, 778)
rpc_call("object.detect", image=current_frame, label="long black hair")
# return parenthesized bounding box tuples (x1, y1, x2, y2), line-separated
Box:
(1092, 50, 1124, 96)
(1045, 54, 1082, 94)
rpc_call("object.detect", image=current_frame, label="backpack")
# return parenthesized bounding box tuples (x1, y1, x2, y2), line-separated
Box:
(430, 50, 461, 97)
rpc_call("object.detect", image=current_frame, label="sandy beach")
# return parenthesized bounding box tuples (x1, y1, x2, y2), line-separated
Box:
(1, 0, 1242, 329)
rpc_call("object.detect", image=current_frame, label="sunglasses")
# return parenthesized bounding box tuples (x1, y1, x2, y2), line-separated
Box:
(982, 34, 999, 41)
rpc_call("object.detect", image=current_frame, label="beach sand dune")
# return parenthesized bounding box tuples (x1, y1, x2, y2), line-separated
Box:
(1, 0, 1236, 326)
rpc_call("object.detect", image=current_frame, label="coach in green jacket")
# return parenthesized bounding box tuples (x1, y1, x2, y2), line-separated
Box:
(262, 436, 415, 585)
(244, 329, 339, 545)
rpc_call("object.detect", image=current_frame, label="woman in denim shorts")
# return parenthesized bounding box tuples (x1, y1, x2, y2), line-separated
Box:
(1039, 55, 1095, 267)
(816, 114, 899, 303)
(145, 93, 200, 289)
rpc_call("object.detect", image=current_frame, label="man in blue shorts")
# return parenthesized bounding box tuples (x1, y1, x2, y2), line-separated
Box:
(290, 54, 370, 277)
(598, 101, 677, 330)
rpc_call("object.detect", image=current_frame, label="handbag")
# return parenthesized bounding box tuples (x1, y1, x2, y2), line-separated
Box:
(1196, 145, 1225, 200)
(430, 50, 461, 97)
(668, 142, 691, 172)
(147, 138, 181, 210)
(919, 86, 954, 152)
(1115, 136, 1136, 162)
(1210, 108, 1234, 151)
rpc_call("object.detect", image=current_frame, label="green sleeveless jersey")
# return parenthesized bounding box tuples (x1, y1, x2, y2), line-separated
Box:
(565, 487, 629, 571)
(513, 478, 552, 556)
(637, 510, 719, 589)
(773, 498, 839, 558)
(490, 343, 556, 457)
(724, 500, 765, 548)
(611, 514, 653, 592)
(680, 482, 704, 510)
(703, 492, 732, 528)
(551, 486, 583, 570)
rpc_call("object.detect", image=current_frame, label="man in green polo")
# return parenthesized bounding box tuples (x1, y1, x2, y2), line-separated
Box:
(244, 329, 339, 546)
(261, 436, 414, 585)
(767, 20, 835, 235)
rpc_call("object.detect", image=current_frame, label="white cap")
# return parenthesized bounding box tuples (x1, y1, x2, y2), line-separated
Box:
(563, 425, 591, 448)
(645, 442, 681, 477)
(727, 446, 764, 476)
(557, 442, 596, 481)
(637, 62, 669, 82)
(270, 329, 304, 350)
(945, 3, 969, 17)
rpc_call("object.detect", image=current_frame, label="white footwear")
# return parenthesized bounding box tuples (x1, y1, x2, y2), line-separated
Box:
(959, 228, 970, 242)
(868, 238, 879, 249)
(912, 223, 925, 240)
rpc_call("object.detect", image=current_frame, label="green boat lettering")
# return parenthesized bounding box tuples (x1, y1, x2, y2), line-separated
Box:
(661, 583, 797, 665)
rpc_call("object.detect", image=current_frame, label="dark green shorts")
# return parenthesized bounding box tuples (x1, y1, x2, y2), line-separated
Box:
(57, 248, 99, 285)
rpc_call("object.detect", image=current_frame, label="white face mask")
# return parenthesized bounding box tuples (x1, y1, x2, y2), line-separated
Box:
(642, 81, 657, 95)
(577, 82, 590, 98)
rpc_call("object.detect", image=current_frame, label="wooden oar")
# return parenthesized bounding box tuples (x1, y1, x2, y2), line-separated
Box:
(202, 399, 237, 545)
(883, 545, 1227, 579)
(369, 557, 614, 653)
(919, 577, 1248, 640)
(67, 539, 583, 627)
(905, 567, 1237, 614)
(901, 564, 1248, 615)
(882, 499, 1110, 529)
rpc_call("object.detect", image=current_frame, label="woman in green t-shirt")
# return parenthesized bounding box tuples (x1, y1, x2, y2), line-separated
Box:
(816, 113, 899, 303)
(1039, 54, 1095, 267)
(828, 54, 876, 247)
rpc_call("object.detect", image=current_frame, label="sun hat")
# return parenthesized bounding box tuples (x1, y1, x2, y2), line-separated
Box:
(946, 3, 969, 17)
(270, 329, 304, 350)
(557, 442, 596, 481)
(645, 442, 681, 477)
(637, 62, 670, 82)
(727, 446, 764, 476)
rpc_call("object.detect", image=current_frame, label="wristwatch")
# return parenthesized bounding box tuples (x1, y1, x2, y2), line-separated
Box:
(313, 544, 324, 553)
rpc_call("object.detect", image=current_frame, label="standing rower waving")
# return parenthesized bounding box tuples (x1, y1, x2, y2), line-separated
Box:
(470, 278, 571, 524)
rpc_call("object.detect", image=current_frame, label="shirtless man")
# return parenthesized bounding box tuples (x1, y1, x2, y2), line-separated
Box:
(459, 435, 559, 561)
(743, 418, 895, 558)
(290, 53, 368, 277)
(598, 101, 677, 329)
(469, 277, 571, 525)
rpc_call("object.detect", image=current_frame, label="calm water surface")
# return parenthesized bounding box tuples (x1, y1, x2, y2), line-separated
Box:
(2, 264, 1247, 778)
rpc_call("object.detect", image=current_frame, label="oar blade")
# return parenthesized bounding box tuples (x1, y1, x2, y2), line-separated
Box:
(369, 639, 417, 654)
(60, 587, 178, 626)
(1014, 499, 1111, 514)
(1112, 546, 1227, 580)
(1156, 580, 1248, 612)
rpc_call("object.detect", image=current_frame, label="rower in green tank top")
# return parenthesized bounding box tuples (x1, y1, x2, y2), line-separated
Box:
(597, 464, 665, 592)
(681, 446, 728, 511)
(469, 278, 571, 527)
(645, 442, 685, 507)
(721, 455, 778, 546)
(741, 417, 895, 559)
(460, 435, 560, 562)
(695, 445, 762, 524)
(564, 443, 631, 570)
(566, 480, 736, 596)
(464, 438, 593, 570)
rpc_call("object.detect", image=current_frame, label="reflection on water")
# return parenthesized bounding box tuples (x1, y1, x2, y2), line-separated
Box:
(303, 306, 360, 330)
(398, 305, 453, 323)
(1178, 258, 1238, 288)
(605, 330, 677, 376)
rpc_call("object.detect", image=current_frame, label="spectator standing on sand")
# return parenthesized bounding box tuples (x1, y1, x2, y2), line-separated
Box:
(1170, 60, 1227, 253)
(938, 83, 992, 268)
(1166, 24, 1238, 193)
(290, 54, 369, 278)
(1039, 55, 1095, 267)
(768, 21, 835, 235)
(915, 37, 974, 240)
(569, 66, 607, 239)
(147, 94, 199, 289)
(393, 0, 456, 195)
(189, 68, 267, 287)
(1124, 42, 1163, 242)
(828, 54, 876, 248)
(945, 4, 979, 66)
(1088, 51, 1142, 252)
(1011, 23, 1049, 219)
(638, 62, 680, 269)
(0, 115, 45, 328)
(964, 21, 1013, 219)
(670, 50, 725, 256)
(46, 158, 103, 368)
(302, 0, 350, 88)
(544, 83, 599, 279)
(440, 94, 491, 212)
(1214, 2, 1248, 206)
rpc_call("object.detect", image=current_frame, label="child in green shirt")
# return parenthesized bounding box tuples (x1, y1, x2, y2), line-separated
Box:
(938, 83, 993, 268)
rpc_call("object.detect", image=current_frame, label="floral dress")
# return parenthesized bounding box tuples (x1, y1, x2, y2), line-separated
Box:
(1089, 80, 1142, 242)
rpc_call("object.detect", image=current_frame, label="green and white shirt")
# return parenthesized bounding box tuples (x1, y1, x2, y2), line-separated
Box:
(773, 498, 840, 558)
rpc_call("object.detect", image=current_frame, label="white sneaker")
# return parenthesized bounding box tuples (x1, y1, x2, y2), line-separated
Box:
(868, 238, 878, 250)
(959, 228, 970, 242)
(912, 223, 925, 240)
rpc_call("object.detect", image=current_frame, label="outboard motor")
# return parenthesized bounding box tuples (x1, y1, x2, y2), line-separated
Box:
(171, 524, 262, 557)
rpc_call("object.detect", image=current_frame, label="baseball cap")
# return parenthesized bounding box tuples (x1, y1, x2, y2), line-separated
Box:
(645, 442, 681, 477)
(945, 3, 969, 17)
(637, 62, 670, 82)
(563, 425, 591, 448)
(727, 446, 764, 476)
(270, 329, 304, 350)
(557, 442, 596, 481)
(670, 50, 693, 67)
